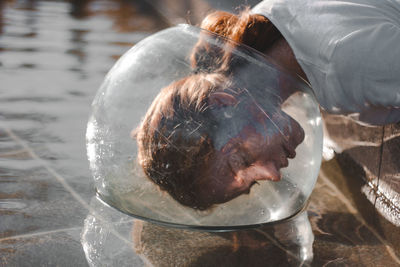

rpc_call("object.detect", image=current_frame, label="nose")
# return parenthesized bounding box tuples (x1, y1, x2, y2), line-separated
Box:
(289, 115, 305, 146)
(272, 111, 304, 146)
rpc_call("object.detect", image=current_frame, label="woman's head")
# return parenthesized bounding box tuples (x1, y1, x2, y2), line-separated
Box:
(188, 85, 305, 206)
(135, 73, 230, 209)
(134, 9, 304, 209)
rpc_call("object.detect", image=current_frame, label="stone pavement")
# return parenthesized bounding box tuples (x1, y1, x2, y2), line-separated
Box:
(323, 113, 400, 226)
(81, 157, 400, 266)
(323, 113, 400, 255)
(130, 164, 400, 266)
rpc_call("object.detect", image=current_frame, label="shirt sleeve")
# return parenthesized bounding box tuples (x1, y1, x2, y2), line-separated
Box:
(328, 21, 400, 110)
(252, 0, 400, 124)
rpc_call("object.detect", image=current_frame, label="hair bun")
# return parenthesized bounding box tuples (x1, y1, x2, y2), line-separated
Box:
(190, 9, 281, 74)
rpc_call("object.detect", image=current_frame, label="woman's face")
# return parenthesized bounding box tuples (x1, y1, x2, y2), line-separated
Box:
(196, 91, 304, 205)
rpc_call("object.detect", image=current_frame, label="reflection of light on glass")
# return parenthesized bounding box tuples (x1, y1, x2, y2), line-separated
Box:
(86, 120, 97, 171)
(268, 208, 283, 221)
(87, 142, 96, 163)
(301, 246, 312, 262)
(308, 117, 321, 126)
(86, 119, 96, 140)
(296, 213, 314, 263)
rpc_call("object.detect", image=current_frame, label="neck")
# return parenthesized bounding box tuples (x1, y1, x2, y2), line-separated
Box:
(262, 37, 308, 82)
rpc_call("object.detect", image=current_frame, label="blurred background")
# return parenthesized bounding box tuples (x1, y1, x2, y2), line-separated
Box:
(0, 0, 399, 266)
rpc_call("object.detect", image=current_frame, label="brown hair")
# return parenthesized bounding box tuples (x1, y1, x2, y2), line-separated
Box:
(136, 73, 230, 209)
(135, 8, 281, 209)
(191, 8, 281, 74)
(199, 8, 280, 52)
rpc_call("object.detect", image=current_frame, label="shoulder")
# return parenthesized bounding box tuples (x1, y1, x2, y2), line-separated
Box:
(331, 21, 400, 105)
(253, 0, 400, 112)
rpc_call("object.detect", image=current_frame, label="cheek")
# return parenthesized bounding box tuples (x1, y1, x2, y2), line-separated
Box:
(209, 177, 246, 203)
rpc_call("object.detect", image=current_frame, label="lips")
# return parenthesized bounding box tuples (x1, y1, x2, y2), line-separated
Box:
(245, 162, 281, 182)
(280, 156, 289, 168)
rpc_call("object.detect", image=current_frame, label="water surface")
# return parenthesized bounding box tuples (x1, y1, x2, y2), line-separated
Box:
(0, 0, 168, 265)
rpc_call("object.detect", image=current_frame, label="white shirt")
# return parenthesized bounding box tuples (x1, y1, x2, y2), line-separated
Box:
(253, 0, 400, 125)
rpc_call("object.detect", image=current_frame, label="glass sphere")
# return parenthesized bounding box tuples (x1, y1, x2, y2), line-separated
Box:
(86, 24, 323, 230)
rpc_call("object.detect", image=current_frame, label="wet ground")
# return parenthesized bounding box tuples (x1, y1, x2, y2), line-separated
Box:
(0, 0, 399, 266)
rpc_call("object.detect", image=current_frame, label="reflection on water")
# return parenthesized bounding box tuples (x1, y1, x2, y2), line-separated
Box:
(81, 196, 314, 267)
(0, 0, 168, 217)
(81, 197, 143, 267)
(68, 0, 169, 32)
(0, 0, 170, 263)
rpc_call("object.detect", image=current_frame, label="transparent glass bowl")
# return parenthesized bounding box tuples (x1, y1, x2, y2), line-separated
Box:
(86, 24, 323, 230)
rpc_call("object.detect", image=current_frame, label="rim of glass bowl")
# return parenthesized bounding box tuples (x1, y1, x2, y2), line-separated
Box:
(96, 190, 309, 232)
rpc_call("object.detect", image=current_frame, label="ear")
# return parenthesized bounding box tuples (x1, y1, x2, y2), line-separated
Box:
(209, 92, 238, 107)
